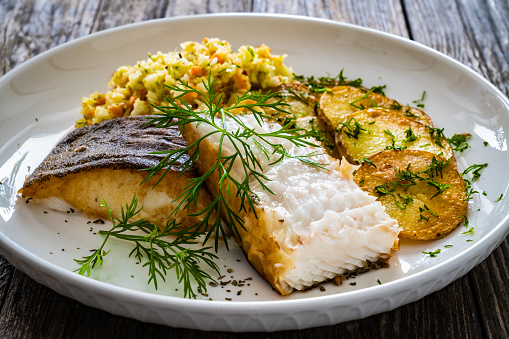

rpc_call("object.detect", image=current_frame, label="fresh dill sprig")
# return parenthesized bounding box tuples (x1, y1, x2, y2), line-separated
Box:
(294, 69, 363, 93)
(412, 91, 427, 108)
(74, 196, 219, 299)
(384, 129, 407, 151)
(144, 76, 324, 250)
(339, 117, 369, 139)
(373, 159, 451, 201)
(422, 248, 441, 257)
(349, 87, 381, 110)
(462, 163, 488, 181)
(427, 126, 446, 148)
(461, 163, 487, 201)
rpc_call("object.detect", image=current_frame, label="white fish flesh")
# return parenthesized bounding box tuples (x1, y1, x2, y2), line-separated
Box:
(183, 114, 400, 295)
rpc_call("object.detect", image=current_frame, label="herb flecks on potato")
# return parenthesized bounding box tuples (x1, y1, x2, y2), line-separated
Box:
(318, 85, 433, 132)
(336, 108, 455, 164)
(353, 150, 467, 240)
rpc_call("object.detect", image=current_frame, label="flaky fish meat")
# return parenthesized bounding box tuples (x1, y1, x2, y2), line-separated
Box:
(183, 114, 400, 295)
(21, 116, 214, 230)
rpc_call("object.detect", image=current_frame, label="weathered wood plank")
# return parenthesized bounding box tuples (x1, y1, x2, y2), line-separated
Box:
(0, 0, 101, 75)
(0, 0, 508, 337)
(469, 240, 509, 337)
(403, 0, 508, 96)
(403, 0, 509, 336)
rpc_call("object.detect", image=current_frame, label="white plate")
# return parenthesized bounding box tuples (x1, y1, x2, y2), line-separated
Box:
(1, 14, 508, 332)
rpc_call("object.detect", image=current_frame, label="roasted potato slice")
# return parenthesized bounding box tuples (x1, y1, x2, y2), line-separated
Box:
(261, 82, 318, 119)
(336, 108, 454, 164)
(318, 85, 433, 132)
(260, 82, 336, 153)
(353, 150, 467, 240)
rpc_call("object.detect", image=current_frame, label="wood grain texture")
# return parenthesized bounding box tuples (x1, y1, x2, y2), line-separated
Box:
(403, 0, 509, 96)
(0, 0, 508, 337)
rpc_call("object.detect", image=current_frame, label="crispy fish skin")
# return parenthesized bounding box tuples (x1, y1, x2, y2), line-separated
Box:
(22, 116, 214, 230)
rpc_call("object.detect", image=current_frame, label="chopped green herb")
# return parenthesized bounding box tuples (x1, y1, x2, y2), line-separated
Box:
(384, 129, 407, 151)
(349, 87, 381, 110)
(422, 248, 441, 257)
(360, 158, 377, 168)
(463, 179, 479, 201)
(495, 194, 503, 202)
(427, 126, 445, 148)
(412, 91, 427, 108)
(294, 69, 363, 93)
(370, 85, 386, 96)
(395, 193, 413, 210)
(462, 163, 488, 181)
(447, 133, 471, 152)
(390, 100, 403, 110)
(403, 107, 419, 118)
(339, 118, 369, 139)
(403, 127, 419, 143)
(458, 214, 469, 227)
(418, 214, 430, 222)
(461, 227, 474, 235)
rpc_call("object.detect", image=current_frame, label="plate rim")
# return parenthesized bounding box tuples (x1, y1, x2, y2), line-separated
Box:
(1, 13, 509, 331)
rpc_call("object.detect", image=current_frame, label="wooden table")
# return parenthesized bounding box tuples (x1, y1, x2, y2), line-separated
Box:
(1, 0, 508, 337)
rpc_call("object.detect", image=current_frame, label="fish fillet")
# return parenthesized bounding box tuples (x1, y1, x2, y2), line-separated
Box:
(22, 116, 214, 230)
(183, 114, 400, 295)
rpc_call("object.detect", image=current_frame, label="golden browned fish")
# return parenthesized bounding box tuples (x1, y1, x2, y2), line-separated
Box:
(184, 114, 400, 295)
(21, 116, 214, 230)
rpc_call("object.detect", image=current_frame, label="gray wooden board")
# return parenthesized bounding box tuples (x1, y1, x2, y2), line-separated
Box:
(0, 0, 508, 337)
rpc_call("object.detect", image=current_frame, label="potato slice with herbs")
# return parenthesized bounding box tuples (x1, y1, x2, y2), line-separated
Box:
(353, 150, 467, 240)
(336, 108, 454, 164)
(318, 85, 433, 132)
(261, 82, 336, 152)
(261, 82, 318, 119)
